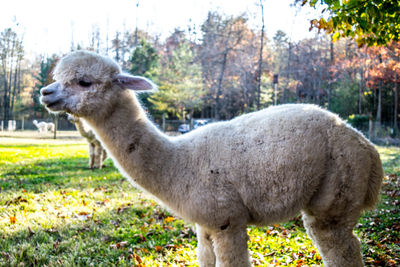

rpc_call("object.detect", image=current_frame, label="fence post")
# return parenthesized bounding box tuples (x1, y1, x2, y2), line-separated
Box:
(8, 120, 16, 131)
(369, 117, 373, 140)
(54, 116, 58, 139)
(162, 113, 166, 132)
(190, 118, 194, 130)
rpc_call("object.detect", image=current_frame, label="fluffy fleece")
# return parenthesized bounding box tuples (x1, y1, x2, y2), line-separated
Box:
(40, 50, 383, 267)
(33, 120, 55, 133)
(68, 114, 107, 169)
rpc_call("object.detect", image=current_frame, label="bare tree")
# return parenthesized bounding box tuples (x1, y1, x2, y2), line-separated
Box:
(256, 0, 265, 110)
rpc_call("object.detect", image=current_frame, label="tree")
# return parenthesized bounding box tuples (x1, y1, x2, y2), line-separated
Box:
(256, 0, 265, 110)
(298, 0, 400, 46)
(129, 38, 159, 114)
(200, 13, 250, 119)
(150, 41, 203, 119)
(0, 28, 24, 122)
(130, 39, 159, 79)
(33, 56, 56, 115)
(366, 42, 400, 132)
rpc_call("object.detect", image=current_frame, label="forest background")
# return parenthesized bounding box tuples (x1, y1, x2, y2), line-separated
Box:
(1, 0, 400, 141)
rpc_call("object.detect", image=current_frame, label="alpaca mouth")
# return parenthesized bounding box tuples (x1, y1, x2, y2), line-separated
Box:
(45, 99, 63, 110)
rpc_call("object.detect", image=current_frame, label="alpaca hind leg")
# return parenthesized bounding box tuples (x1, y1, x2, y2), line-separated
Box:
(94, 145, 102, 169)
(196, 225, 216, 267)
(302, 213, 363, 267)
(89, 144, 95, 168)
(211, 225, 250, 267)
(101, 148, 107, 168)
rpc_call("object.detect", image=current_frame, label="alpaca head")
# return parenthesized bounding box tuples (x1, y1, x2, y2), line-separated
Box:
(40, 50, 156, 117)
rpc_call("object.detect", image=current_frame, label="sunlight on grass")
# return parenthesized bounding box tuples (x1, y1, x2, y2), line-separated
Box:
(0, 135, 398, 266)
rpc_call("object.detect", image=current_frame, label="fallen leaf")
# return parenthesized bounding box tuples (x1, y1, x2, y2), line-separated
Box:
(164, 216, 175, 223)
(110, 241, 128, 249)
(53, 241, 60, 250)
(116, 241, 128, 248)
(9, 216, 16, 224)
(139, 248, 149, 253)
(365, 257, 375, 263)
(131, 252, 142, 264)
(155, 245, 163, 251)
(28, 226, 35, 237)
(77, 212, 91, 221)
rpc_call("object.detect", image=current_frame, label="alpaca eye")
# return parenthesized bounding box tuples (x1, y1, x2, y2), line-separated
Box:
(79, 80, 92, 87)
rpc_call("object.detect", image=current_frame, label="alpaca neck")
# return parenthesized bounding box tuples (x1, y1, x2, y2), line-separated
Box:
(75, 119, 95, 140)
(85, 91, 177, 202)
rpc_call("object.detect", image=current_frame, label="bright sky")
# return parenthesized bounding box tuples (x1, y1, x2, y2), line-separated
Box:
(0, 0, 322, 57)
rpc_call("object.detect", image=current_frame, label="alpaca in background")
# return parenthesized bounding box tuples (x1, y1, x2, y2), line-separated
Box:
(68, 114, 107, 169)
(33, 120, 55, 133)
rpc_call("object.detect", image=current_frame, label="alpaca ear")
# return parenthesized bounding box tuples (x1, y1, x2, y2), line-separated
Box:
(114, 74, 157, 91)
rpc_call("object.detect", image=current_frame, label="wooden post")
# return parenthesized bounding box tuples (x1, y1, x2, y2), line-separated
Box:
(368, 113, 373, 140)
(162, 113, 166, 132)
(273, 74, 279, 106)
(54, 116, 58, 139)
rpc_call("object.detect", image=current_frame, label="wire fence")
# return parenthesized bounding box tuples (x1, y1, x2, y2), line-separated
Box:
(0, 117, 211, 133)
(2, 117, 399, 146)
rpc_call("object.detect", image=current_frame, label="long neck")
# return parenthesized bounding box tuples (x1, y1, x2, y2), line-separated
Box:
(84, 91, 178, 203)
(74, 119, 95, 140)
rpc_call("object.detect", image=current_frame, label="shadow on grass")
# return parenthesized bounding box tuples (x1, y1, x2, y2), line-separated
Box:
(0, 197, 196, 267)
(0, 157, 123, 194)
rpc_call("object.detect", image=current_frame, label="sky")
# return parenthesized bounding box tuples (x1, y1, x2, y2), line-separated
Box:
(0, 0, 323, 58)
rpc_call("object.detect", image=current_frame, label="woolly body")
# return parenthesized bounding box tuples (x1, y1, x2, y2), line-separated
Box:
(68, 115, 107, 169)
(40, 51, 383, 267)
(33, 120, 54, 133)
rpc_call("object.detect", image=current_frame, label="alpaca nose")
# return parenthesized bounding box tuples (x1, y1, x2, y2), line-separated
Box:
(41, 82, 60, 96)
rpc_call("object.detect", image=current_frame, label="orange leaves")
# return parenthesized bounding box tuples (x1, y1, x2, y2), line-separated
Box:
(164, 216, 175, 223)
(129, 252, 143, 265)
(9, 216, 16, 224)
(309, 18, 334, 34)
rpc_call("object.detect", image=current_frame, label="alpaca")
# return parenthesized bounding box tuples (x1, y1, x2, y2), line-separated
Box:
(40, 51, 383, 267)
(33, 120, 55, 133)
(68, 114, 107, 169)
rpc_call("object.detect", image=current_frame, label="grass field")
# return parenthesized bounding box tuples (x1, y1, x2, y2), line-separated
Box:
(0, 131, 399, 266)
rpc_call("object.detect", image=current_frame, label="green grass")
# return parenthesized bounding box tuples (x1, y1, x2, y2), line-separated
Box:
(0, 132, 399, 266)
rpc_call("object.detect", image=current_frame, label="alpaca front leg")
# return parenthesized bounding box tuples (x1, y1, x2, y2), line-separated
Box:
(212, 225, 250, 267)
(196, 225, 216, 267)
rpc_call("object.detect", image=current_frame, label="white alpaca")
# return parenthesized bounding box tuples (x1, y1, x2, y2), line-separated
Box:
(68, 114, 107, 169)
(33, 120, 55, 133)
(40, 51, 383, 267)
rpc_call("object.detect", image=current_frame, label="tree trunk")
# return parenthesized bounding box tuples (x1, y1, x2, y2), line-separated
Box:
(377, 84, 382, 126)
(328, 35, 334, 110)
(2, 64, 9, 122)
(256, 0, 265, 110)
(358, 67, 363, 114)
(394, 75, 398, 135)
(215, 51, 228, 120)
(10, 59, 19, 119)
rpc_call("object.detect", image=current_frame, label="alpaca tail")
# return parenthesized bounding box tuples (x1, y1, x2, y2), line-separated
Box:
(363, 148, 384, 210)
